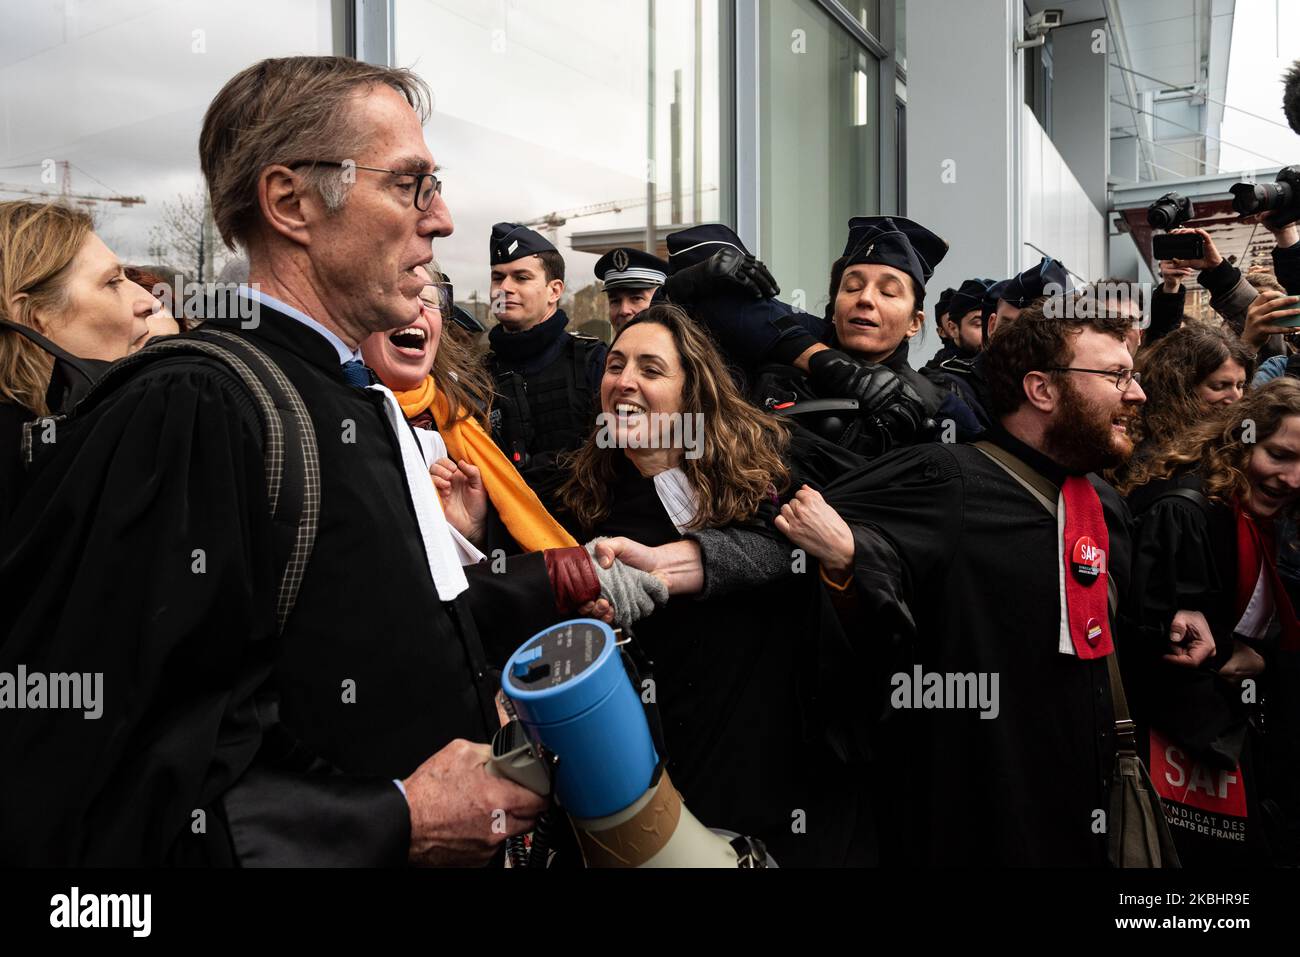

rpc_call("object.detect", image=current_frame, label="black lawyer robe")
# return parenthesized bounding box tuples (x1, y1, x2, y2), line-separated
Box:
(0, 304, 560, 866)
(820, 428, 1128, 866)
(555, 454, 876, 867)
(1124, 471, 1278, 866)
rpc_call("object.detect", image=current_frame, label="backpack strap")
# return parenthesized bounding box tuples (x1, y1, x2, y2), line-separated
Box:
(971, 440, 1131, 745)
(201, 329, 320, 631)
(1150, 486, 1212, 512)
(972, 440, 1120, 616)
(60, 330, 320, 633)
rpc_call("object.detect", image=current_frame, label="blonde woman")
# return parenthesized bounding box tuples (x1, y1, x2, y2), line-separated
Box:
(0, 201, 155, 524)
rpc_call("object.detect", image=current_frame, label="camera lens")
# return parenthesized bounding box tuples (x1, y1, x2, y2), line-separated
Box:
(1230, 182, 1268, 215)
(1146, 192, 1191, 229)
(1147, 201, 1176, 228)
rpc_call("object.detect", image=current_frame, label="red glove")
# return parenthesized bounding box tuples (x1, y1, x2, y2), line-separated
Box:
(543, 547, 601, 614)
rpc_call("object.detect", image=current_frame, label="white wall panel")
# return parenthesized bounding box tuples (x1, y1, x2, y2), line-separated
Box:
(1021, 106, 1105, 282)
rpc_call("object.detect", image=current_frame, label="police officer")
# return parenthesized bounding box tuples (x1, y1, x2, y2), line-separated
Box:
(921, 286, 958, 372)
(986, 256, 1072, 343)
(925, 257, 1073, 440)
(594, 247, 669, 335)
(942, 278, 997, 359)
(663, 219, 969, 458)
(483, 223, 607, 493)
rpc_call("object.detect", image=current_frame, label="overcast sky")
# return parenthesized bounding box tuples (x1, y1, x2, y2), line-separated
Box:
(1218, 0, 1300, 174)
(4, 0, 1296, 306)
(0, 0, 721, 304)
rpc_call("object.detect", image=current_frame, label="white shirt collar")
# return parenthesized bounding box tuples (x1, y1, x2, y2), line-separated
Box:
(240, 287, 361, 364)
(652, 467, 701, 535)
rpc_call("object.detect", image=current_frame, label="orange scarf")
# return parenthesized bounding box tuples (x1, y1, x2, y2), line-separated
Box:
(394, 376, 577, 552)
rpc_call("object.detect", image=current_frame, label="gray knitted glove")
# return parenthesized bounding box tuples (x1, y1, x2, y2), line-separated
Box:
(584, 537, 670, 629)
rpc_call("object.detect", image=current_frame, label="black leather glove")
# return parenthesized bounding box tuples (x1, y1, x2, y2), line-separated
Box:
(808, 349, 928, 452)
(663, 248, 780, 302)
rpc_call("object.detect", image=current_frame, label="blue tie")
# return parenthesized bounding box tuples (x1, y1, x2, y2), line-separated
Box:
(340, 359, 371, 389)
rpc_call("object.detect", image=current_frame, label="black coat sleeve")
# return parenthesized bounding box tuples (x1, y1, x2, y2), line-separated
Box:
(1147, 286, 1186, 343)
(464, 551, 563, 667)
(824, 447, 963, 645)
(1123, 495, 1247, 769)
(0, 364, 408, 866)
(1126, 497, 1225, 645)
(1275, 243, 1300, 297)
(801, 446, 964, 758)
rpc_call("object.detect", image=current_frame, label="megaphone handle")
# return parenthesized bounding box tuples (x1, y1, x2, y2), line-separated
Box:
(486, 722, 552, 796)
(485, 751, 550, 794)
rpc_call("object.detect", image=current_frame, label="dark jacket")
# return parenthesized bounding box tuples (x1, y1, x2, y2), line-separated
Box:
(0, 303, 559, 866)
(486, 308, 606, 506)
(1124, 471, 1281, 865)
(821, 428, 1129, 866)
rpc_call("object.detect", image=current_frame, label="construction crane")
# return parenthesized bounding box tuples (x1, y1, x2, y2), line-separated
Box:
(0, 161, 145, 210)
(522, 189, 684, 244)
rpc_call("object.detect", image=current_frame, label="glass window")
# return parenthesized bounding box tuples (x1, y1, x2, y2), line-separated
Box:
(394, 0, 724, 336)
(895, 0, 906, 72)
(0, 0, 340, 280)
(846, 1, 881, 39)
(759, 0, 879, 317)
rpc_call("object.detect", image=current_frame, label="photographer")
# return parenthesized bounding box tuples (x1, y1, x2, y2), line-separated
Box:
(1251, 210, 1300, 297)
(1148, 259, 1195, 344)
(1230, 162, 1300, 297)
(1163, 226, 1260, 340)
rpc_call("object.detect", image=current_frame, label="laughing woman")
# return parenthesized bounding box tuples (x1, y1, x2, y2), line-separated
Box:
(361, 265, 577, 557)
(1124, 378, 1300, 866)
(360, 266, 629, 669)
(554, 303, 874, 866)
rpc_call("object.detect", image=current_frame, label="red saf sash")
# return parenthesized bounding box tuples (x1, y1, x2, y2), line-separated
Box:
(1059, 475, 1114, 659)
(1234, 504, 1300, 651)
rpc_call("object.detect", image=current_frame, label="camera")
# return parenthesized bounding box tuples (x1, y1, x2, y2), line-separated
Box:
(1025, 10, 1063, 36)
(1229, 166, 1300, 227)
(1147, 192, 1194, 229)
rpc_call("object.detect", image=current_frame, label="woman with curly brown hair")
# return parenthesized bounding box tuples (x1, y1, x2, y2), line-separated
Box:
(1124, 378, 1300, 866)
(1119, 324, 1255, 494)
(555, 303, 872, 866)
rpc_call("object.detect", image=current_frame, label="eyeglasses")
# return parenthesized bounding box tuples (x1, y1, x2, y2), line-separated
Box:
(420, 281, 453, 316)
(288, 160, 442, 211)
(1046, 367, 1142, 392)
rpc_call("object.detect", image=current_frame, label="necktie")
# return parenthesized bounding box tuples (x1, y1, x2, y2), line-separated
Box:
(340, 359, 370, 388)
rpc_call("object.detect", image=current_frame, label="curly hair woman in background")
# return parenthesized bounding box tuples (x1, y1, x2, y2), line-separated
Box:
(1124, 378, 1300, 866)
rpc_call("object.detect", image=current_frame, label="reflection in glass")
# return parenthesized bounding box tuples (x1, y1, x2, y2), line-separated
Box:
(759, 0, 879, 318)
(394, 0, 723, 333)
(0, 0, 337, 280)
(851, 0, 881, 38)
(895, 0, 906, 72)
